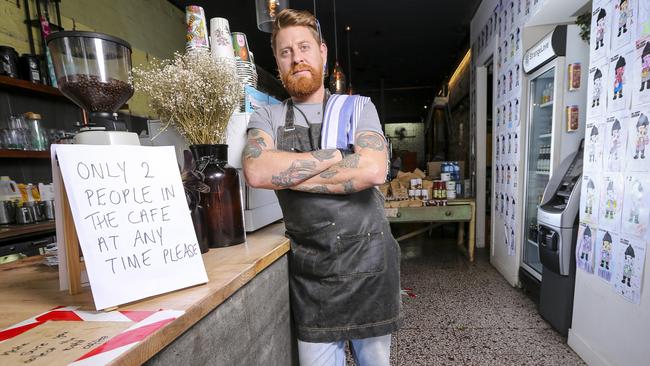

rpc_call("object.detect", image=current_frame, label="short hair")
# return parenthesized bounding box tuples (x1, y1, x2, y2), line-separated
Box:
(271, 9, 322, 52)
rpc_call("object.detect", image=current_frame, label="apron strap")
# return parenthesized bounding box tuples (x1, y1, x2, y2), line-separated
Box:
(284, 91, 330, 131)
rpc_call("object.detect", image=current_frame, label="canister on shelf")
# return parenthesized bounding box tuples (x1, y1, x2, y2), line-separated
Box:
(18, 54, 42, 84)
(0, 46, 19, 78)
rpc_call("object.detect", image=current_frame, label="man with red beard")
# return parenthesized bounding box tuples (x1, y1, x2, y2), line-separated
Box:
(243, 9, 401, 366)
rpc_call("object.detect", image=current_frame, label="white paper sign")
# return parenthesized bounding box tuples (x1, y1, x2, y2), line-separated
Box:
(595, 228, 617, 282)
(53, 145, 208, 310)
(612, 235, 646, 304)
(577, 222, 596, 273)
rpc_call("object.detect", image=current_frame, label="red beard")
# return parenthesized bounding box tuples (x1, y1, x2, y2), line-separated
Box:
(281, 63, 323, 98)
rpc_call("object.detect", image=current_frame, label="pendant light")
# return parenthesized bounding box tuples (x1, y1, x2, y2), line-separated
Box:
(345, 26, 353, 95)
(255, 0, 289, 33)
(328, 0, 347, 94)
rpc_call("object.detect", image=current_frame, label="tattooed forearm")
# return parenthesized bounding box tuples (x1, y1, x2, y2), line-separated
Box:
(356, 133, 385, 151)
(339, 154, 360, 169)
(311, 149, 338, 161)
(319, 170, 338, 179)
(271, 160, 318, 187)
(243, 130, 267, 160)
(243, 137, 266, 160)
(343, 180, 356, 194)
(296, 185, 332, 193)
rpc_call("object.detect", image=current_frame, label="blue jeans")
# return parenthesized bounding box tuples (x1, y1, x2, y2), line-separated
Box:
(297, 334, 391, 366)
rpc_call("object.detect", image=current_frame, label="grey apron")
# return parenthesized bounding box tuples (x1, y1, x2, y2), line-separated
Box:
(275, 96, 402, 343)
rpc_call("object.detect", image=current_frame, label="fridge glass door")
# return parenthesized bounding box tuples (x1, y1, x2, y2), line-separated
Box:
(522, 66, 555, 279)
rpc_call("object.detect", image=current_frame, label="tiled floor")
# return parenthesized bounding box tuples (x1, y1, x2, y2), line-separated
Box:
(347, 227, 586, 366)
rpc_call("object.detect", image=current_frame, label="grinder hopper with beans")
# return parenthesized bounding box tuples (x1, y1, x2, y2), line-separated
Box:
(46, 31, 139, 145)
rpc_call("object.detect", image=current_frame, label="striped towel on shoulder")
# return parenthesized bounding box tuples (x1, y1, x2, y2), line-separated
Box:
(321, 94, 371, 149)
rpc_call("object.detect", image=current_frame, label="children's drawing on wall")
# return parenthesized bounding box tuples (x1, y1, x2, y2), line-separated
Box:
(621, 174, 650, 237)
(507, 101, 513, 128)
(612, 236, 646, 304)
(637, 0, 650, 39)
(600, 175, 624, 231)
(580, 175, 601, 224)
(587, 63, 607, 118)
(591, 6, 610, 61)
(612, 0, 635, 50)
(608, 47, 634, 111)
(513, 165, 518, 188)
(632, 114, 649, 159)
(606, 45, 634, 112)
(514, 98, 520, 124)
(604, 115, 628, 171)
(516, 64, 521, 88)
(585, 122, 604, 172)
(595, 229, 617, 282)
(577, 223, 596, 273)
(509, 226, 516, 256)
(625, 110, 650, 171)
(508, 134, 512, 154)
(500, 192, 505, 215)
(508, 68, 513, 92)
(632, 41, 650, 107)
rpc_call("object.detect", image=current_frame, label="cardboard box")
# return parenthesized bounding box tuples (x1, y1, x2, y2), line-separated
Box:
(427, 161, 465, 179)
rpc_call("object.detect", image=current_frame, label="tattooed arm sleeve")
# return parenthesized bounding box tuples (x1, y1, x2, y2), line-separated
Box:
(291, 131, 389, 194)
(242, 128, 343, 190)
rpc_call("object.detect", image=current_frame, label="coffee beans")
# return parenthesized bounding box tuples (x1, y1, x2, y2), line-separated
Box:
(59, 74, 134, 112)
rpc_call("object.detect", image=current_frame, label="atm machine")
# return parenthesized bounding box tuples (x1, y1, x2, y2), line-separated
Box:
(537, 140, 583, 336)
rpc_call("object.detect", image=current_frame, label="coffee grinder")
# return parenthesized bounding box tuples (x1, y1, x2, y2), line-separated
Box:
(46, 31, 139, 145)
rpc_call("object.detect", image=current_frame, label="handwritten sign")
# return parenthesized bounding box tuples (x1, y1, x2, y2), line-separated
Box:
(0, 321, 129, 366)
(53, 145, 208, 310)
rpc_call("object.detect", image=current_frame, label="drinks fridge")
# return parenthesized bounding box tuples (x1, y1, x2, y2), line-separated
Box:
(519, 25, 588, 290)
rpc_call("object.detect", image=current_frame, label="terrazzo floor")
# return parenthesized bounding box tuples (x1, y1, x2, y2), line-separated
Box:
(346, 227, 586, 366)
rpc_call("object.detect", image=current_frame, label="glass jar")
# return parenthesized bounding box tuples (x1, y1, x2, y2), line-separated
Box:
(190, 144, 245, 247)
(23, 112, 48, 151)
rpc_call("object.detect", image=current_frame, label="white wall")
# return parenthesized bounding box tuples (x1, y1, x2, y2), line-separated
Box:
(568, 0, 650, 365)
(569, 269, 650, 366)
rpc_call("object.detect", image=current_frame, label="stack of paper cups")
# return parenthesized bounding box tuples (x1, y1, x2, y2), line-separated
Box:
(209, 17, 235, 64)
(185, 5, 209, 51)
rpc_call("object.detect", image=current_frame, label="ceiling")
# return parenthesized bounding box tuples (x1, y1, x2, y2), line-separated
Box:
(169, 0, 481, 123)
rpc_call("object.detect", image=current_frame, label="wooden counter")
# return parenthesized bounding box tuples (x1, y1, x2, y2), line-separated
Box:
(0, 223, 290, 365)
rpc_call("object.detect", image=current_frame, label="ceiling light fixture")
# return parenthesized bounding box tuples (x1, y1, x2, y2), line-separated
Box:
(345, 25, 353, 95)
(255, 0, 289, 33)
(328, 0, 347, 94)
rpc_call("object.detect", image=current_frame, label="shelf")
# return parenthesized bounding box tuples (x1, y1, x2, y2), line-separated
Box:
(0, 221, 55, 242)
(0, 75, 65, 99)
(0, 149, 50, 159)
(535, 170, 550, 175)
(539, 101, 554, 108)
(539, 133, 552, 138)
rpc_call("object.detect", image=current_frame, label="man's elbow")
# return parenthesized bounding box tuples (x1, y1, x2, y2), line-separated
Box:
(243, 163, 265, 188)
(367, 163, 387, 186)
